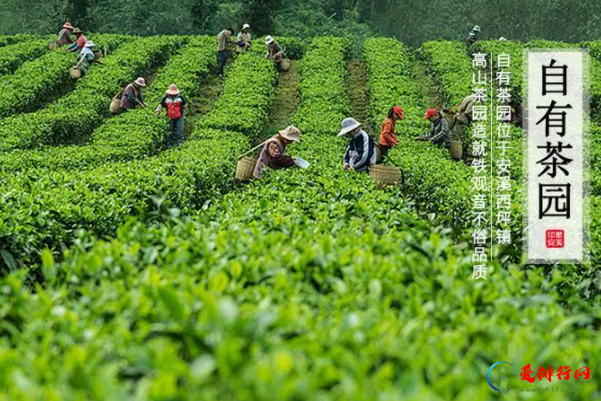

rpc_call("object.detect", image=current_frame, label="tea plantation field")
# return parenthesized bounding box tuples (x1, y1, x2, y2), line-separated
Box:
(0, 34, 600, 400)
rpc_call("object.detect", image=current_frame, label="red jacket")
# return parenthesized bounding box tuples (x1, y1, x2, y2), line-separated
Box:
(75, 34, 87, 51)
(379, 117, 399, 147)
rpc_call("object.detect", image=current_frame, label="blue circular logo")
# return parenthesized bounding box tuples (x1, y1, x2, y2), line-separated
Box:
(487, 361, 512, 392)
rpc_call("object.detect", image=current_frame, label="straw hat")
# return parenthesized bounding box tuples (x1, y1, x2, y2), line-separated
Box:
(166, 84, 180, 96)
(337, 117, 361, 137)
(73, 28, 83, 34)
(63, 22, 74, 30)
(134, 77, 146, 87)
(279, 126, 301, 142)
(265, 35, 275, 45)
(242, 24, 251, 30)
(84, 41, 96, 48)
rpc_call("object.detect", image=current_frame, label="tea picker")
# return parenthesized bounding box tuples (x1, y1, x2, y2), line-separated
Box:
(155, 84, 187, 148)
(72, 41, 102, 79)
(417, 109, 451, 146)
(236, 24, 252, 53)
(68, 28, 87, 53)
(338, 117, 377, 173)
(265, 36, 291, 72)
(377, 106, 404, 162)
(216, 28, 235, 76)
(119, 77, 147, 111)
(444, 94, 476, 159)
(466, 25, 481, 48)
(53, 21, 74, 49)
(236, 126, 304, 181)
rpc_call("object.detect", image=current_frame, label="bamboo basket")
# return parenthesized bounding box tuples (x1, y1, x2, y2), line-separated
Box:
(94, 51, 103, 59)
(48, 41, 58, 50)
(450, 140, 463, 160)
(235, 157, 257, 181)
(109, 97, 122, 114)
(441, 109, 456, 129)
(69, 67, 82, 80)
(369, 165, 401, 186)
(280, 58, 291, 72)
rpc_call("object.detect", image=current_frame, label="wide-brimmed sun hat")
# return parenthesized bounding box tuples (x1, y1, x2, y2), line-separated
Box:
(473, 25, 481, 32)
(134, 77, 146, 87)
(166, 84, 180, 95)
(243, 24, 251, 30)
(63, 22, 74, 30)
(265, 35, 275, 45)
(73, 28, 83, 34)
(279, 126, 301, 142)
(84, 41, 96, 48)
(337, 117, 361, 137)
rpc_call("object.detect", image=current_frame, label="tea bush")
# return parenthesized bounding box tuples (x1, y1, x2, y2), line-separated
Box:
(0, 36, 216, 172)
(0, 36, 178, 151)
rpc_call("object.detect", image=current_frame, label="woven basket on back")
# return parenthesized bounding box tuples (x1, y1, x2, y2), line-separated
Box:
(280, 59, 291, 72)
(450, 140, 463, 160)
(370, 165, 401, 186)
(236, 157, 257, 181)
(69, 67, 82, 80)
(109, 97, 122, 114)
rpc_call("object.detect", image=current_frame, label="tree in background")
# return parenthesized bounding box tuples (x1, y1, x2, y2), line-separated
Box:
(191, 0, 219, 32)
(1, 0, 601, 46)
(63, 0, 91, 30)
(242, 0, 283, 36)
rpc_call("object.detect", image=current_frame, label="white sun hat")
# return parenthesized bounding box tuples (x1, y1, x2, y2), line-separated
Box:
(134, 77, 146, 87)
(337, 117, 361, 137)
(84, 41, 96, 48)
(242, 23, 251, 30)
(473, 25, 481, 32)
(265, 35, 275, 45)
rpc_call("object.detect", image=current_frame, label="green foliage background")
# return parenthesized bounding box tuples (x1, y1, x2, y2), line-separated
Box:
(2, 0, 601, 46)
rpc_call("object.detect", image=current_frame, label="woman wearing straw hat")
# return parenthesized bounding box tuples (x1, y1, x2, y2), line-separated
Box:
(75, 41, 102, 75)
(338, 117, 376, 173)
(253, 126, 302, 179)
(236, 24, 252, 53)
(120, 77, 147, 111)
(57, 21, 74, 47)
(155, 84, 187, 148)
(68, 28, 87, 53)
(265, 35, 284, 68)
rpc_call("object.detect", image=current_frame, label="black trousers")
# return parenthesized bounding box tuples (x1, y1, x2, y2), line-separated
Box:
(217, 50, 228, 75)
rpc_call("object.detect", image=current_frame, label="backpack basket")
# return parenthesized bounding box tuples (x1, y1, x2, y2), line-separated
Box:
(280, 58, 291, 72)
(236, 157, 257, 181)
(69, 67, 82, 80)
(450, 140, 463, 160)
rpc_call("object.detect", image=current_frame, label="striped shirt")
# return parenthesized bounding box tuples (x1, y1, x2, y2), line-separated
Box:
(57, 29, 73, 46)
(427, 117, 451, 145)
(217, 30, 233, 51)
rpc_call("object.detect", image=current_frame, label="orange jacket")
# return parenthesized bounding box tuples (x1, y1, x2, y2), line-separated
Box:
(378, 117, 399, 147)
